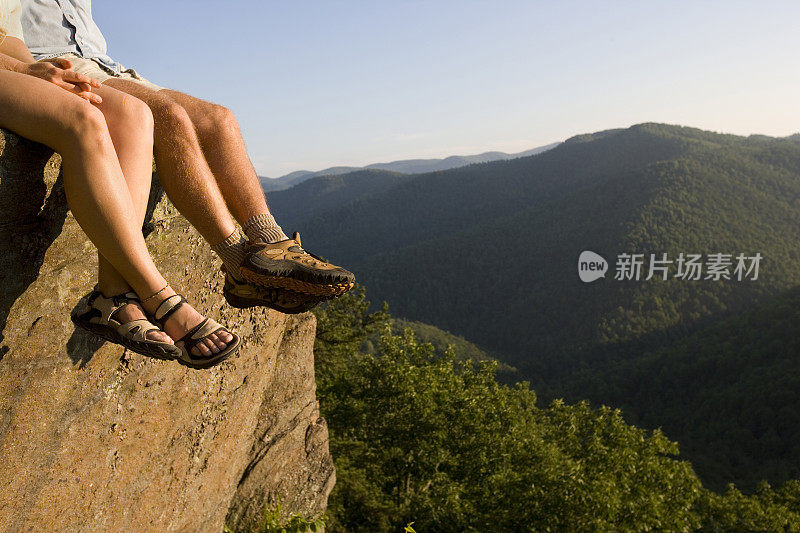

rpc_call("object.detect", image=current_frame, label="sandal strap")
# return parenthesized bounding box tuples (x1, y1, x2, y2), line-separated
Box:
(176, 317, 227, 355)
(120, 291, 140, 303)
(154, 294, 186, 323)
(87, 289, 138, 325)
(116, 319, 161, 342)
(79, 291, 171, 345)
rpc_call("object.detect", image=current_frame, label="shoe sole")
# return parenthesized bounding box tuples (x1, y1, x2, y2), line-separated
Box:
(239, 269, 355, 297)
(175, 339, 239, 370)
(223, 286, 323, 314)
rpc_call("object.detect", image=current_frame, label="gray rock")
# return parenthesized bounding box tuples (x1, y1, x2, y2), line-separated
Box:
(0, 129, 334, 532)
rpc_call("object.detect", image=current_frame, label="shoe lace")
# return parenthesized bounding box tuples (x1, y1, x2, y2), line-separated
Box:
(288, 244, 328, 263)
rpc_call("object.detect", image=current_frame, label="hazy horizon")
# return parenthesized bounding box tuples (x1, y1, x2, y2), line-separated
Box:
(93, 1, 800, 176)
(259, 139, 562, 179)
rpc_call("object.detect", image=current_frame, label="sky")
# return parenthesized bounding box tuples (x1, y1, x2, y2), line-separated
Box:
(93, 1, 800, 177)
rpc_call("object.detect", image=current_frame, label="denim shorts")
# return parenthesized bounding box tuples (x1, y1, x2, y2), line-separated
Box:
(55, 53, 164, 92)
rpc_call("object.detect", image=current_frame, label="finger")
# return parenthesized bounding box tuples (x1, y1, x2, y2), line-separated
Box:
(54, 81, 102, 103)
(57, 78, 93, 96)
(54, 80, 78, 92)
(82, 92, 103, 104)
(54, 79, 83, 94)
(62, 70, 100, 88)
(43, 57, 71, 69)
(78, 92, 103, 104)
(59, 78, 92, 94)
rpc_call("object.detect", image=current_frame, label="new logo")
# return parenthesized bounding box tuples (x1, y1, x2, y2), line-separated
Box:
(578, 250, 608, 282)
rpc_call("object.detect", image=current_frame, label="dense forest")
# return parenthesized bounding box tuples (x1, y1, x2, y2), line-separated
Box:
(562, 285, 800, 491)
(267, 169, 413, 230)
(305, 288, 800, 532)
(265, 124, 800, 492)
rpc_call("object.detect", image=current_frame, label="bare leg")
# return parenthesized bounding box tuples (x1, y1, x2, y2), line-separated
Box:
(76, 85, 172, 344)
(104, 79, 237, 245)
(91, 85, 157, 297)
(159, 90, 270, 225)
(93, 85, 234, 355)
(0, 71, 230, 356)
(0, 71, 165, 296)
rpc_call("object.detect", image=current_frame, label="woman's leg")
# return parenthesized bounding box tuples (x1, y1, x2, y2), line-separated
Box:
(0, 70, 166, 295)
(0, 71, 230, 356)
(90, 86, 155, 297)
(90, 84, 233, 355)
(75, 85, 172, 345)
(90, 83, 233, 355)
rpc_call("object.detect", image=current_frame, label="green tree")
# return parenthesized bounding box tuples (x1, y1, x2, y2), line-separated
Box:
(314, 287, 800, 532)
(320, 323, 702, 530)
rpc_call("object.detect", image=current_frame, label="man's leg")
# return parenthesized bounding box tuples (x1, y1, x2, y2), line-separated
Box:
(150, 90, 355, 298)
(104, 79, 286, 278)
(160, 90, 290, 244)
(156, 91, 273, 226)
(104, 78, 238, 246)
(104, 78, 353, 299)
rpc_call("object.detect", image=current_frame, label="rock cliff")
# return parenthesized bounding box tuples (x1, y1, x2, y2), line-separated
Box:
(0, 129, 334, 531)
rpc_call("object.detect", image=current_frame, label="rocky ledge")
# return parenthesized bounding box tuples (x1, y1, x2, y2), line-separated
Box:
(0, 129, 334, 531)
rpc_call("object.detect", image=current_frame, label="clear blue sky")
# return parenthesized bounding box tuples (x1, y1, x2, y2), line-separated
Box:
(93, 1, 800, 177)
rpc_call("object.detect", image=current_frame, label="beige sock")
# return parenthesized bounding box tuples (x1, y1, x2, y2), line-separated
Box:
(211, 230, 248, 280)
(243, 213, 288, 244)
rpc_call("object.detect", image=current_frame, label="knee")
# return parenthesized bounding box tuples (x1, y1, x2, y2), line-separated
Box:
(195, 103, 239, 139)
(118, 95, 154, 136)
(152, 98, 194, 139)
(67, 102, 112, 149)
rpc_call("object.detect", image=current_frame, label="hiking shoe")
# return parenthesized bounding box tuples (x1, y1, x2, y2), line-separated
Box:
(222, 267, 326, 314)
(239, 232, 355, 297)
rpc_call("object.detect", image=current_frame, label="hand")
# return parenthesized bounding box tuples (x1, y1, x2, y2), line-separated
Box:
(15, 58, 103, 104)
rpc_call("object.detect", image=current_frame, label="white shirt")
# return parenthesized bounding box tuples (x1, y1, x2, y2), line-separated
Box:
(21, 0, 123, 74)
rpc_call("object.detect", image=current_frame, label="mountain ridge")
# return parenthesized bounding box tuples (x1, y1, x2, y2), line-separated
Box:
(260, 142, 559, 191)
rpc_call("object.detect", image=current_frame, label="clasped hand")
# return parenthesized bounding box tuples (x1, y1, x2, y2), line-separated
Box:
(15, 57, 102, 104)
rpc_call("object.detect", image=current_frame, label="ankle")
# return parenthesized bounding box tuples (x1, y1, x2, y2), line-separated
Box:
(96, 281, 132, 298)
(243, 213, 288, 244)
(212, 230, 247, 281)
(141, 285, 177, 316)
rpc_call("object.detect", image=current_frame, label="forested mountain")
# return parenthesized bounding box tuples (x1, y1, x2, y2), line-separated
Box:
(281, 123, 800, 490)
(259, 142, 559, 192)
(296, 124, 800, 374)
(563, 284, 800, 491)
(260, 167, 360, 192)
